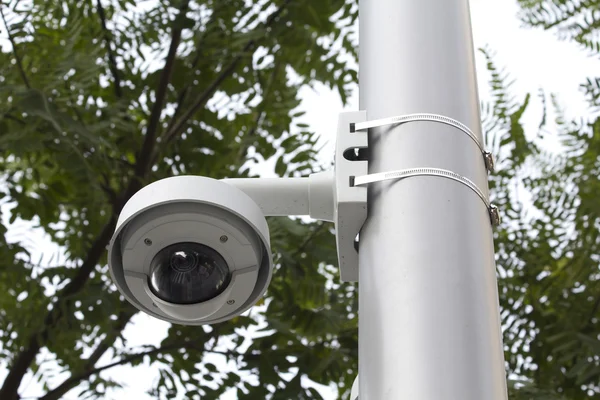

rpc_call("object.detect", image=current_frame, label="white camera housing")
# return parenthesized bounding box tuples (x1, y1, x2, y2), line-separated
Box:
(108, 175, 273, 325)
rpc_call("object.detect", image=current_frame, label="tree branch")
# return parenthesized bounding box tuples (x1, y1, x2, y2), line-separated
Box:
(134, 1, 190, 179)
(0, 5, 31, 89)
(159, 0, 292, 151)
(37, 309, 136, 400)
(236, 64, 280, 164)
(2, 113, 26, 125)
(38, 342, 237, 400)
(98, 171, 120, 206)
(0, 216, 118, 400)
(0, 4, 191, 398)
(38, 345, 180, 400)
(160, 2, 226, 143)
(84, 311, 136, 368)
(0, 2, 294, 398)
(94, 0, 123, 98)
(162, 35, 206, 133)
(582, 291, 600, 333)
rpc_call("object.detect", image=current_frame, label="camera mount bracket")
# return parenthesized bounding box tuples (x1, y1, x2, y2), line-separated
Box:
(332, 111, 500, 281)
(334, 111, 368, 282)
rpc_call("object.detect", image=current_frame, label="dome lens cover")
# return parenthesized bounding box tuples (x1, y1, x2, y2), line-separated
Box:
(148, 242, 231, 304)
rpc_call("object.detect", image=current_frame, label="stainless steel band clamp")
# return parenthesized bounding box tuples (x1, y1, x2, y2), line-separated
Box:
(345, 113, 500, 227)
(352, 167, 500, 226)
(350, 113, 496, 173)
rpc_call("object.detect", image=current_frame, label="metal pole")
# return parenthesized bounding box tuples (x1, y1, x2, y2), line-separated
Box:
(357, 0, 508, 399)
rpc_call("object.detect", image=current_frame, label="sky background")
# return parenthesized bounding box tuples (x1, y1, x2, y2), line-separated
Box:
(2, 0, 599, 398)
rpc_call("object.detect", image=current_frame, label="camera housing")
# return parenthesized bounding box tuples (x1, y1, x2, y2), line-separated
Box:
(108, 175, 272, 325)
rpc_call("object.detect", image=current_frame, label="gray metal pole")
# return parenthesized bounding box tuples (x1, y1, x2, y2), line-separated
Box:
(357, 0, 508, 399)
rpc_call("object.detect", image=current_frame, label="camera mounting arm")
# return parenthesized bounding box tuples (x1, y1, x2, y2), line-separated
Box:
(223, 171, 335, 222)
(224, 111, 369, 283)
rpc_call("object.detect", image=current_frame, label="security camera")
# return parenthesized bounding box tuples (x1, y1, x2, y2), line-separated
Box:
(108, 175, 273, 325)
(108, 112, 369, 325)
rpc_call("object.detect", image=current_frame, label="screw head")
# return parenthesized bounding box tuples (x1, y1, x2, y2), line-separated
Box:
(489, 205, 501, 226)
(144, 238, 152, 246)
(484, 151, 495, 173)
(227, 299, 235, 305)
(220, 235, 228, 243)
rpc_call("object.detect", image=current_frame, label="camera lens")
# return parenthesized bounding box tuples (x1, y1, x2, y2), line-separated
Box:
(148, 242, 231, 304)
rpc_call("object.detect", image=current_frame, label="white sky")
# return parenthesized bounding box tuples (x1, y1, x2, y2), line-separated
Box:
(2, 0, 599, 399)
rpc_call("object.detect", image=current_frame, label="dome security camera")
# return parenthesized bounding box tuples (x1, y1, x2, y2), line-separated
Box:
(108, 175, 273, 325)
(108, 112, 369, 325)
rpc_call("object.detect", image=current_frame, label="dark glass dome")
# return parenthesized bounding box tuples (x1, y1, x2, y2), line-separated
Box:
(148, 242, 231, 304)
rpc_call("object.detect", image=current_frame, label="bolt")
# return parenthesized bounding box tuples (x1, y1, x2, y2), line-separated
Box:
(489, 205, 501, 226)
(144, 238, 152, 246)
(227, 299, 235, 305)
(484, 151, 495, 174)
(220, 235, 228, 243)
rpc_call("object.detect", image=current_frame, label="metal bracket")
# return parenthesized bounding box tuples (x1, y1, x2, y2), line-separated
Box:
(334, 111, 368, 282)
(353, 167, 500, 226)
(351, 113, 495, 173)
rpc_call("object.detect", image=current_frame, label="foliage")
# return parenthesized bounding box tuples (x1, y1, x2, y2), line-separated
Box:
(0, 0, 358, 398)
(517, 0, 600, 54)
(483, 1, 600, 398)
(1, 0, 600, 399)
(508, 379, 567, 400)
